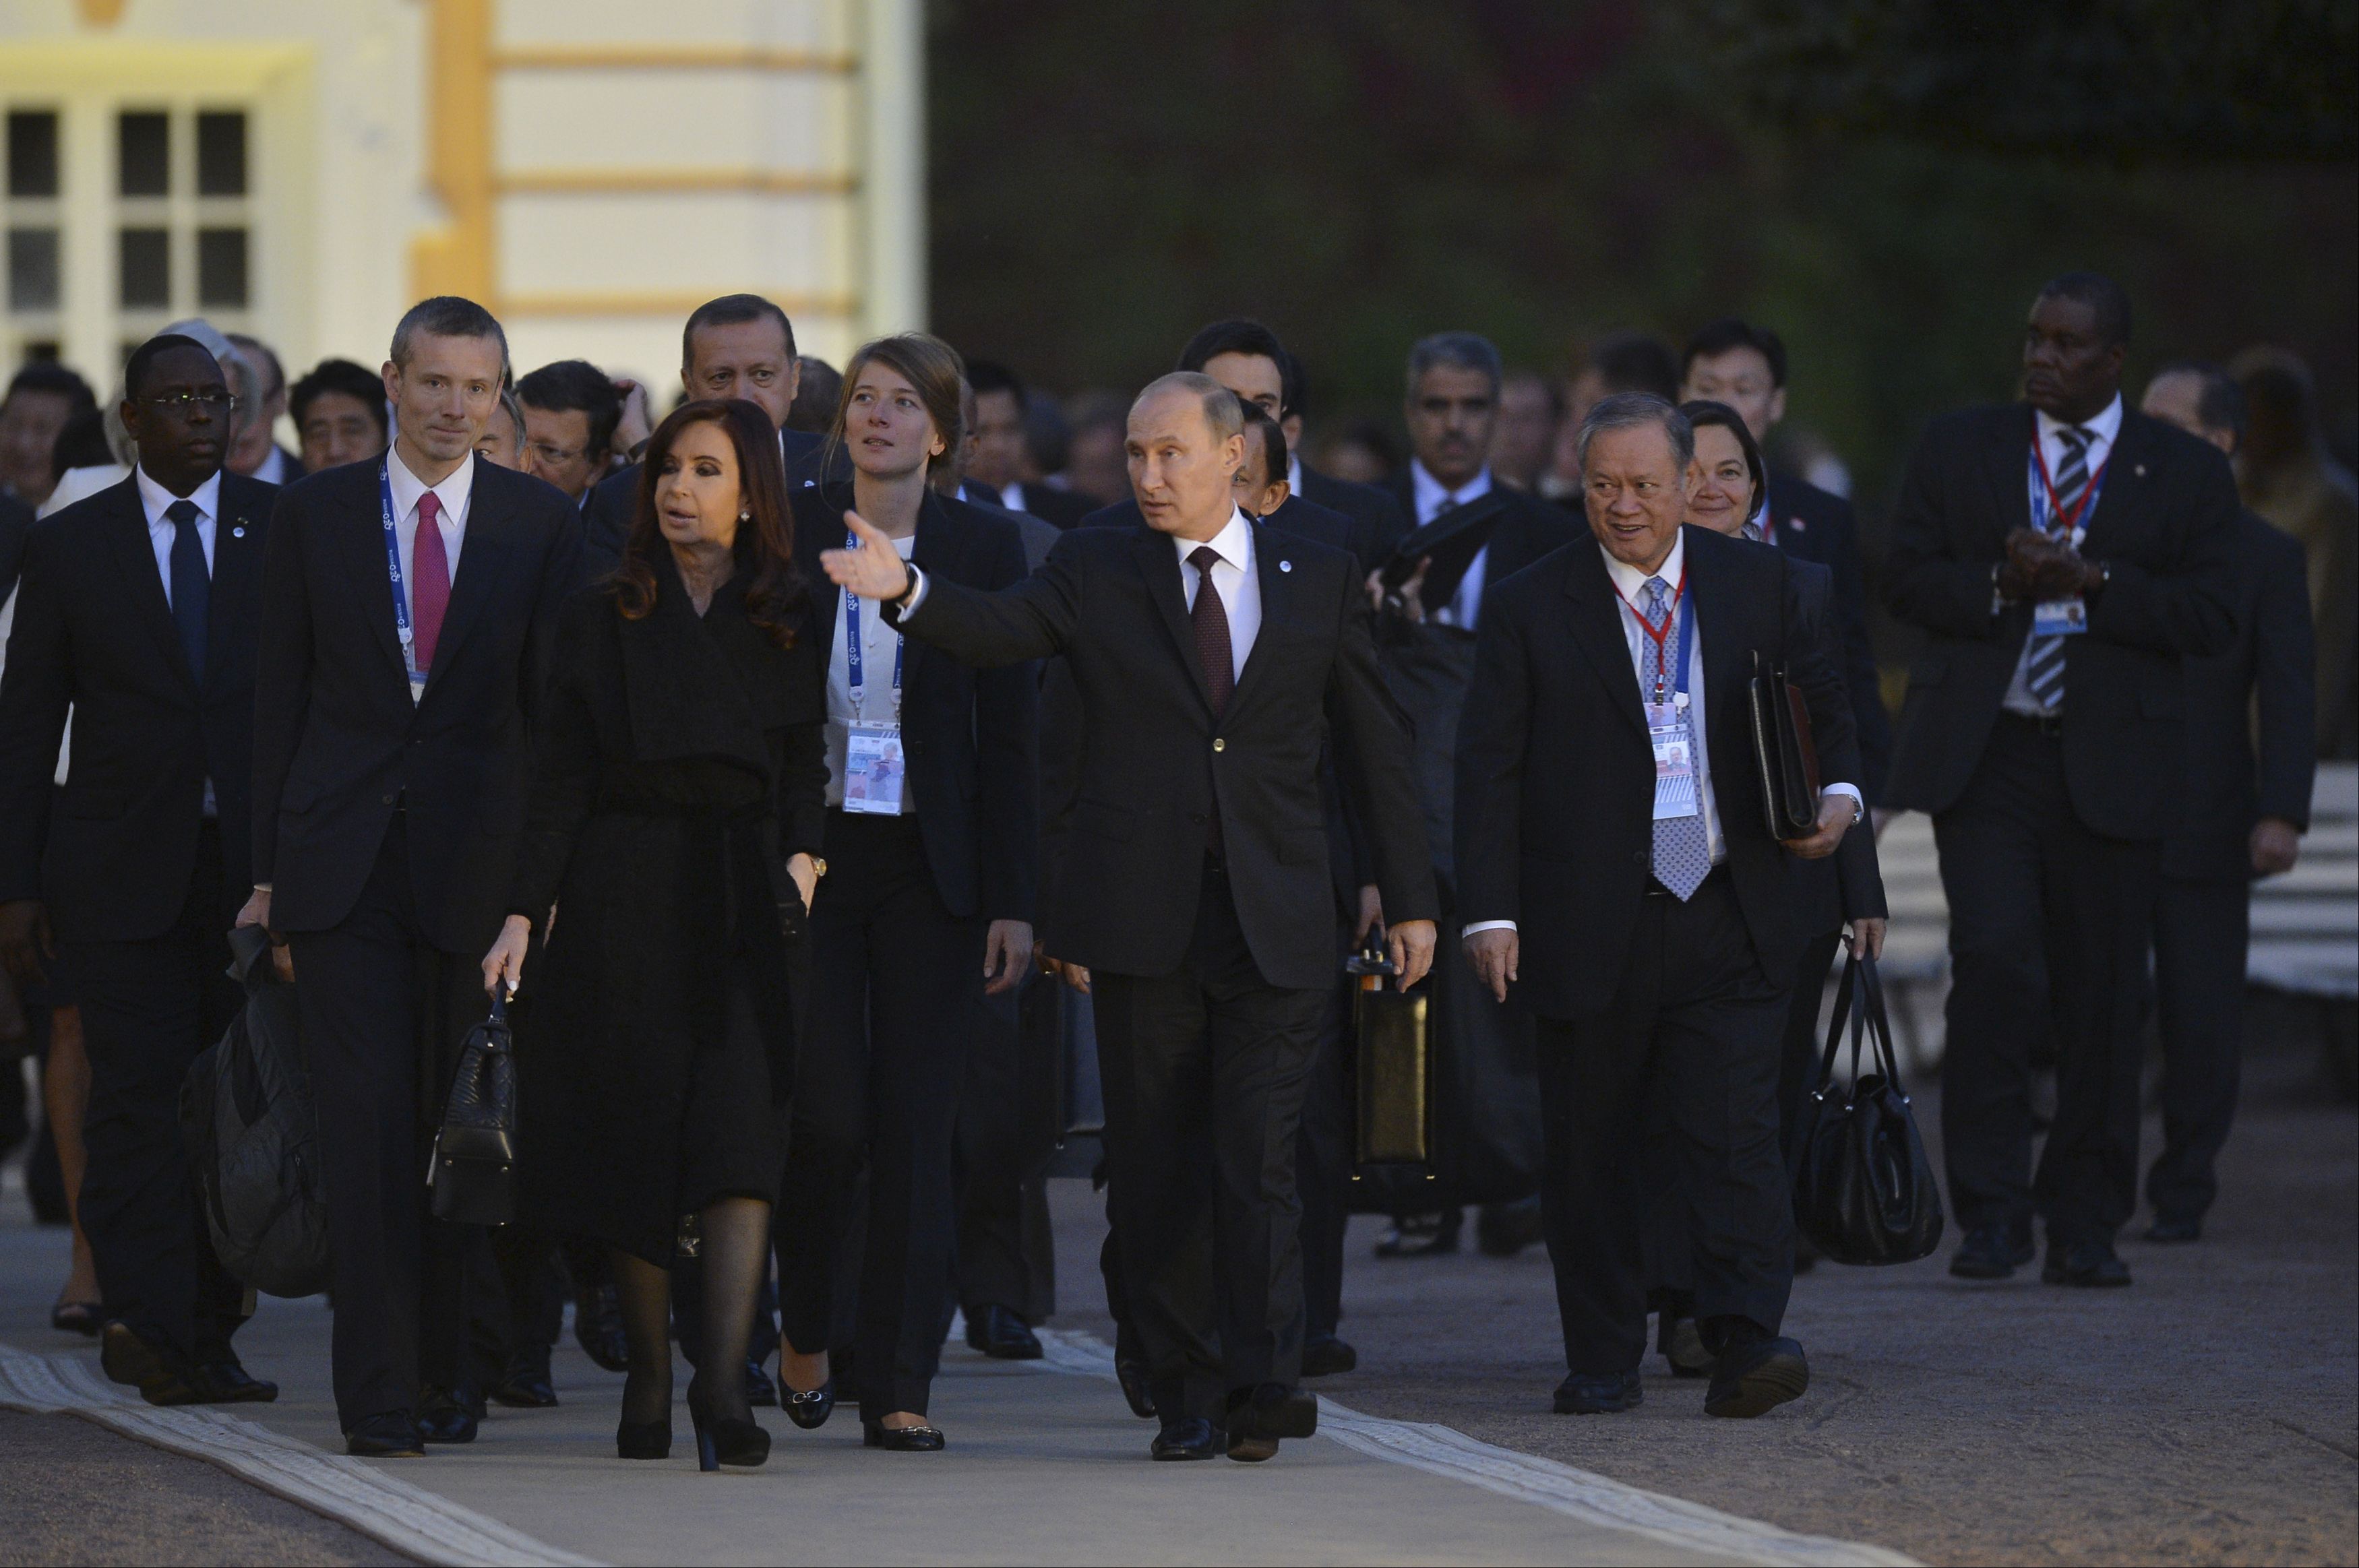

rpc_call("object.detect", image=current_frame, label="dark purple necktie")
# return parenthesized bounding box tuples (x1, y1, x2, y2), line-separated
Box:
(1190, 545, 1233, 858)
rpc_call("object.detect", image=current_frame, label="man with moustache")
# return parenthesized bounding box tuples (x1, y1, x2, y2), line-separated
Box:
(0, 334, 281, 1406)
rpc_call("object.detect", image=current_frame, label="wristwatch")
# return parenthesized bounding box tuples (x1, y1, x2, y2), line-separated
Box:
(805, 856, 828, 879)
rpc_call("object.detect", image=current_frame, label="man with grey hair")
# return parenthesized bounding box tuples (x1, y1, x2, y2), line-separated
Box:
(1457, 391, 1863, 1420)
(824, 369, 1438, 1463)
(227, 333, 303, 486)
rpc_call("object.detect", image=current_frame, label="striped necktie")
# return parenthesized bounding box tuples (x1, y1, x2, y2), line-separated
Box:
(2022, 426, 2091, 712)
(1643, 577, 1712, 900)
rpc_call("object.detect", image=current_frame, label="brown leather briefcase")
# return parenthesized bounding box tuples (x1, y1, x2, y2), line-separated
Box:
(1346, 937, 1431, 1166)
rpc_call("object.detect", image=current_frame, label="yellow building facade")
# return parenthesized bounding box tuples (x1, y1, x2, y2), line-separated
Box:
(0, 0, 925, 391)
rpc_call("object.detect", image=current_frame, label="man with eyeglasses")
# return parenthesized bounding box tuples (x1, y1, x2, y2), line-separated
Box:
(0, 333, 282, 1408)
(515, 359, 622, 505)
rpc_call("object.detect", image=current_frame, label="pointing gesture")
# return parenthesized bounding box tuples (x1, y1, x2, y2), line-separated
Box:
(820, 509, 914, 602)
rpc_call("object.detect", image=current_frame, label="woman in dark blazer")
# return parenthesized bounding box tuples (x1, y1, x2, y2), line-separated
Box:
(482, 398, 826, 1470)
(772, 334, 1036, 1451)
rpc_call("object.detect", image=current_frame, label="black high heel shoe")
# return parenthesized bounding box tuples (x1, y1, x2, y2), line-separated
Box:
(782, 1375, 835, 1430)
(863, 1418, 946, 1452)
(685, 1375, 770, 1471)
(616, 1418, 671, 1460)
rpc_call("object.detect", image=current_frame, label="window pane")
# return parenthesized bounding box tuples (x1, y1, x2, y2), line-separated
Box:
(197, 112, 247, 196)
(119, 226, 169, 307)
(118, 111, 169, 197)
(7, 228, 59, 311)
(197, 227, 247, 307)
(7, 111, 59, 198)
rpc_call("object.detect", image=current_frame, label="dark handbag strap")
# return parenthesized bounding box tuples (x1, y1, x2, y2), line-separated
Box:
(1855, 955, 1905, 1091)
(1814, 951, 1864, 1095)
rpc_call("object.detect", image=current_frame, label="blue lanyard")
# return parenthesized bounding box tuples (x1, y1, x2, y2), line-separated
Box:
(842, 530, 902, 720)
(377, 462, 419, 681)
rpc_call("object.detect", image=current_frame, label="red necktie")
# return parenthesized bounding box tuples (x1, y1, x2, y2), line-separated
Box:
(412, 489, 452, 673)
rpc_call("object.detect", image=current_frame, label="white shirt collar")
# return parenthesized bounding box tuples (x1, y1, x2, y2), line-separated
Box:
(1175, 508, 1254, 573)
(2035, 393, 2122, 451)
(1599, 528, 1686, 603)
(1411, 460, 1492, 521)
(134, 465, 222, 528)
(1286, 453, 1305, 496)
(386, 441, 476, 524)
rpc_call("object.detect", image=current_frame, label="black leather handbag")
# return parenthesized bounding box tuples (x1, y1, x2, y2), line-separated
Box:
(1747, 650, 1822, 839)
(1793, 955, 1944, 1265)
(1345, 933, 1432, 1167)
(429, 989, 519, 1226)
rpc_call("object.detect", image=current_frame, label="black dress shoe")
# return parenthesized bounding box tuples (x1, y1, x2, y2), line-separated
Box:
(782, 1373, 835, 1430)
(964, 1303, 1045, 1360)
(863, 1419, 947, 1451)
(193, 1360, 278, 1404)
(1150, 1417, 1223, 1460)
(1115, 1355, 1159, 1420)
(573, 1284, 630, 1373)
(1949, 1222, 2037, 1280)
(1475, 1196, 1545, 1257)
(2042, 1238, 2133, 1287)
(1374, 1208, 1462, 1259)
(1301, 1334, 1357, 1378)
(415, 1385, 480, 1444)
(99, 1322, 202, 1407)
(743, 1358, 777, 1408)
(2144, 1216, 2203, 1244)
(491, 1348, 557, 1408)
(1705, 1336, 1809, 1418)
(1657, 1315, 1713, 1379)
(1553, 1370, 1643, 1414)
(347, 1412, 425, 1457)
(1225, 1383, 1317, 1461)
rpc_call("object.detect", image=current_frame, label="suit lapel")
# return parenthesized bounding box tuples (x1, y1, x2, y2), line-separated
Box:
(1226, 524, 1292, 712)
(1980, 404, 2037, 545)
(422, 456, 514, 695)
(1562, 540, 1647, 736)
(1130, 527, 1213, 713)
(203, 485, 264, 692)
(99, 482, 191, 689)
(341, 468, 408, 683)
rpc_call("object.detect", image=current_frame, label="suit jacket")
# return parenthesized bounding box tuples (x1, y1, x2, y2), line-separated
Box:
(1297, 464, 1405, 568)
(1791, 557, 1889, 933)
(580, 427, 826, 582)
(2164, 511, 2317, 881)
(1381, 474, 1580, 623)
(250, 455, 582, 951)
(0, 472, 278, 940)
(888, 521, 1436, 989)
(1455, 527, 1862, 1021)
(1766, 471, 1892, 801)
(0, 489, 32, 607)
(1882, 403, 2240, 840)
(1080, 492, 1363, 561)
(796, 485, 1037, 923)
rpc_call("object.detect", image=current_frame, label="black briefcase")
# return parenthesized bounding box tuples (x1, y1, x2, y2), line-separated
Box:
(1794, 956, 1944, 1265)
(1347, 936, 1430, 1166)
(429, 989, 518, 1226)
(1747, 650, 1822, 839)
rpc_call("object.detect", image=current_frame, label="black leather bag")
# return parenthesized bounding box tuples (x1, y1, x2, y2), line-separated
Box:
(1794, 956, 1944, 1265)
(429, 989, 518, 1226)
(1747, 650, 1822, 838)
(1345, 935, 1432, 1167)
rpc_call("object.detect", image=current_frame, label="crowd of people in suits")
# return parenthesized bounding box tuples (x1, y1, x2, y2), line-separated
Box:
(0, 266, 2339, 1466)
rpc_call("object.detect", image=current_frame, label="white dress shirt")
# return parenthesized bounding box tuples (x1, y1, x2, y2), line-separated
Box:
(384, 442, 474, 603)
(1410, 460, 1494, 628)
(998, 481, 1026, 513)
(825, 534, 918, 812)
(1177, 508, 1261, 679)
(1462, 534, 1862, 938)
(253, 445, 297, 487)
(2001, 394, 2122, 716)
(135, 465, 222, 602)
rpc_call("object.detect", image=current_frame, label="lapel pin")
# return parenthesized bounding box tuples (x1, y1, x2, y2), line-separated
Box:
(1279, 559, 1292, 573)
(231, 523, 247, 538)
(2134, 464, 2147, 478)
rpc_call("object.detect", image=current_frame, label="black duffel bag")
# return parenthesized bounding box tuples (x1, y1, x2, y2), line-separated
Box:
(429, 988, 518, 1226)
(1794, 955, 1944, 1265)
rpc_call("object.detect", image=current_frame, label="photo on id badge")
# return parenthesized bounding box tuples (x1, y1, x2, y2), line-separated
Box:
(845, 727, 905, 811)
(2033, 598, 2088, 637)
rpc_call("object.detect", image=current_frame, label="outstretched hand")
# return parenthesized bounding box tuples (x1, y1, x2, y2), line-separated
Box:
(820, 510, 913, 602)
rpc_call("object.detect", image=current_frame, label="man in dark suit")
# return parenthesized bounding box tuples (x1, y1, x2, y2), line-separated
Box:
(1884, 274, 2240, 1288)
(824, 373, 1437, 1463)
(242, 296, 580, 1455)
(1457, 394, 1863, 1419)
(579, 294, 823, 577)
(964, 360, 1092, 529)
(1681, 318, 1891, 801)
(2136, 361, 2317, 1242)
(0, 334, 280, 1406)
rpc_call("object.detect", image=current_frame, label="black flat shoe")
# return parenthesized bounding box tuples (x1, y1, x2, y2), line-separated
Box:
(964, 1304, 1044, 1360)
(346, 1412, 425, 1458)
(415, 1384, 481, 1444)
(492, 1348, 557, 1408)
(193, 1359, 278, 1404)
(686, 1376, 769, 1470)
(863, 1419, 946, 1451)
(2042, 1238, 2133, 1287)
(1949, 1222, 2036, 1280)
(1554, 1370, 1642, 1414)
(1705, 1336, 1809, 1418)
(51, 1300, 101, 1338)
(743, 1358, 777, 1408)
(2143, 1216, 2202, 1244)
(1150, 1417, 1222, 1460)
(1115, 1355, 1158, 1420)
(1657, 1315, 1713, 1379)
(1301, 1334, 1357, 1378)
(616, 1419, 672, 1460)
(782, 1373, 835, 1429)
(99, 1322, 202, 1407)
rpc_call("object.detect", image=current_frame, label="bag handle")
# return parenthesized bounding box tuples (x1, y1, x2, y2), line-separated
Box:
(1814, 951, 1867, 1096)
(1855, 955, 1905, 1092)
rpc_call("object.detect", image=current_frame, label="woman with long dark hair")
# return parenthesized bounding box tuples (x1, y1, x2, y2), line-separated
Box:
(772, 334, 1036, 1451)
(481, 398, 825, 1469)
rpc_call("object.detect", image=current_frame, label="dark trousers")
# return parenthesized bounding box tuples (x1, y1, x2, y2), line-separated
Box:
(1091, 864, 1327, 1422)
(1297, 960, 1355, 1342)
(954, 976, 1055, 1323)
(1535, 873, 1791, 1376)
(1934, 716, 2160, 1244)
(777, 809, 978, 1419)
(2145, 875, 2250, 1224)
(63, 820, 247, 1362)
(288, 813, 498, 1429)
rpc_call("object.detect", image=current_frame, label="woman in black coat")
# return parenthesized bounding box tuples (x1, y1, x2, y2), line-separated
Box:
(771, 334, 1036, 1450)
(483, 398, 825, 1470)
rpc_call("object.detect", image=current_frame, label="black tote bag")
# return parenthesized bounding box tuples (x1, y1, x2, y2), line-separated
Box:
(429, 988, 519, 1226)
(1793, 955, 1944, 1265)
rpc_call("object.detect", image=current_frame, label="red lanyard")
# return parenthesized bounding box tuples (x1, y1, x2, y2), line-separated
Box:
(2031, 435, 2110, 538)
(1613, 569, 1686, 701)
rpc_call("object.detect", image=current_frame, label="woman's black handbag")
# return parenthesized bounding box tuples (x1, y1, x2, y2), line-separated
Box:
(429, 989, 519, 1226)
(1793, 955, 1944, 1265)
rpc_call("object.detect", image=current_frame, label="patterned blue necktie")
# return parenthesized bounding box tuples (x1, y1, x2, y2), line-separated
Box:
(2022, 426, 2091, 712)
(166, 498, 209, 683)
(1643, 576, 1712, 900)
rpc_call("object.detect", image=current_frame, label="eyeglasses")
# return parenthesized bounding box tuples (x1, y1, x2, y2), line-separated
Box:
(145, 389, 239, 414)
(527, 441, 586, 466)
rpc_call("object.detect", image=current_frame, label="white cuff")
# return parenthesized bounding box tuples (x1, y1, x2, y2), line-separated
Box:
(1462, 920, 1517, 938)
(1823, 783, 1864, 821)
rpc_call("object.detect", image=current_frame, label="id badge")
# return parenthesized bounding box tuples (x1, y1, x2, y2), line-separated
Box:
(842, 722, 907, 815)
(2032, 597, 2088, 637)
(1645, 699, 1700, 821)
(407, 672, 428, 706)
